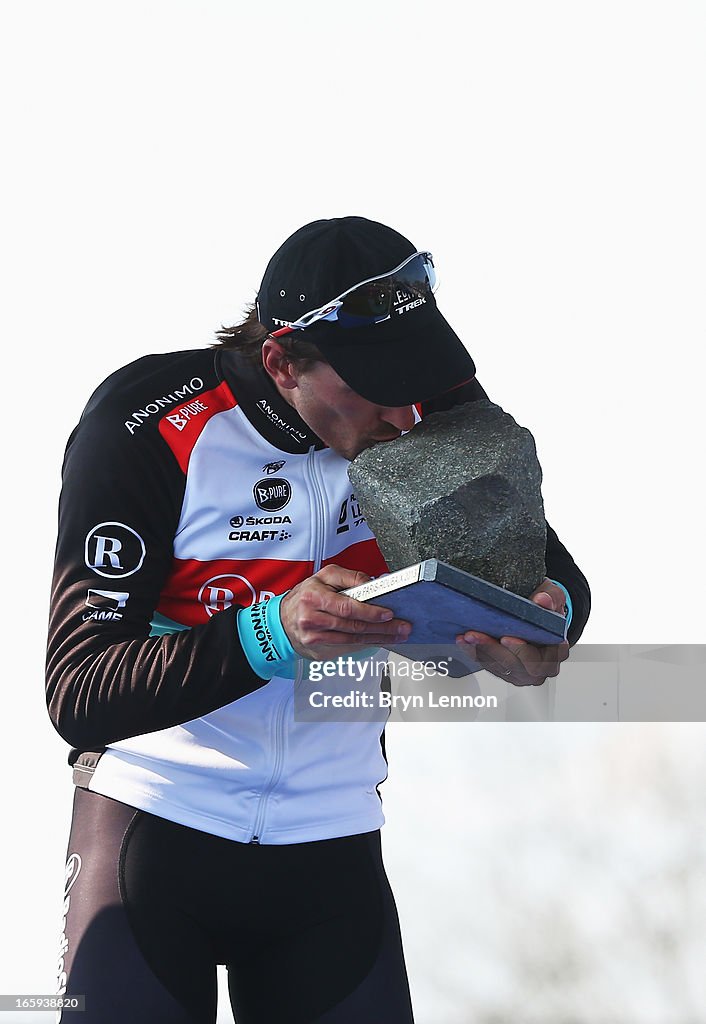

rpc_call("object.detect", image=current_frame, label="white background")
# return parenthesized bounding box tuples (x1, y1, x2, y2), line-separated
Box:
(0, 2, 704, 1021)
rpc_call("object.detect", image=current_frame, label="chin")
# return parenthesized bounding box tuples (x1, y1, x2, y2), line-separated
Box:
(354, 437, 390, 457)
(329, 437, 375, 461)
(347, 441, 375, 460)
(326, 441, 357, 461)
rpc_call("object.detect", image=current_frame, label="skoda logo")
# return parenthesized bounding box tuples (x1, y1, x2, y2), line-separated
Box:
(253, 477, 292, 512)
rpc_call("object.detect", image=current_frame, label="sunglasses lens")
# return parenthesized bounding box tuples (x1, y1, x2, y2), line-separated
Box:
(336, 253, 437, 328)
(342, 282, 390, 318)
(390, 254, 436, 313)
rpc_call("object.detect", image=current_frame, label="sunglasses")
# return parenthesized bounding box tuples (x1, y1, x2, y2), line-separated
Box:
(269, 251, 438, 337)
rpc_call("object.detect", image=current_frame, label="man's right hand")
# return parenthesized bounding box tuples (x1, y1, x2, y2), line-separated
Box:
(279, 565, 412, 660)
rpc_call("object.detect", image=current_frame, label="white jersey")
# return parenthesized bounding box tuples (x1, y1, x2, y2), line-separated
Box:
(47, 347, 391, 844)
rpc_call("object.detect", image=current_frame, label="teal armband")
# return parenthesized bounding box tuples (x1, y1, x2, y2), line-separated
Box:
(237, 594, 386, 681)
(237, 594, 297, 680)
(549, 580, 573, 629)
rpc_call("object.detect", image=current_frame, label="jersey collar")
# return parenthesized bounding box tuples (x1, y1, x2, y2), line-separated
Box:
(219, 348, 326, 454)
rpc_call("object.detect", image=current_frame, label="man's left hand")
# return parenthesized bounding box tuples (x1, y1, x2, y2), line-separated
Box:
(455, 579, 570, 687)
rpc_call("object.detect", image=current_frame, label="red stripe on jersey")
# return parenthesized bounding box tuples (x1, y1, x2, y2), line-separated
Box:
(322, 538, 389, 578)
(158, 380, 237, 474)
(157, 556, 314, 626)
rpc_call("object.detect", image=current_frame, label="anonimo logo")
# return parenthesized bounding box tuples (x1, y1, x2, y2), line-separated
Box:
(255, 399, 309, 445)
(124, 377, 205, 434)
(253, 477, 292, 512)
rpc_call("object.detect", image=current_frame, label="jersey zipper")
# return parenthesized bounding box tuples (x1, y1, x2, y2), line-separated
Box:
(249, 449, 326, 844)
(307, 446, 327, 573)
(249, 684, 293, 843)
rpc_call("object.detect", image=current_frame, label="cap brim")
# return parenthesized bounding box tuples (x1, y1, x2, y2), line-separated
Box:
(307, 303, 476, 406)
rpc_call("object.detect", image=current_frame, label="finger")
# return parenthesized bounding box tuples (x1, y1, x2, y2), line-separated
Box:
(300, 583, 397, 625)
(531, 582, 567, 615)
(459, 630, 493, 644)
(457, 635, 532, 684)
(329, 591, 403, 625)
(501, 637, 566, 680)
(507, 639, 571, 683)
(315, 564, 375, 592)
(304, 628, 413, 648)
(488, 637, 555, 685)
(323, 615, 412, 640)
(459, 633, 521, 673)
(519, 640, 570, 670)
(300, 604, 412, 640)
(457, 632, 564, 686)
(543, 641, 571, 676)
(309, 577, 402, 625)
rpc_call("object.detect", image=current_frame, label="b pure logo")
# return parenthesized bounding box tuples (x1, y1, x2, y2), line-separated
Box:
(125, 377, 205, 434)
(253, 478, 291, 512)
(56, 852, 82, 1023)
(84, 522, 146, 579)
(198, 574, 275, 616)
(165, 399, 209, 431)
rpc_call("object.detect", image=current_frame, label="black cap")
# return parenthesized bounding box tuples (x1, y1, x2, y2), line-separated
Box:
(256, 216, 476, 406)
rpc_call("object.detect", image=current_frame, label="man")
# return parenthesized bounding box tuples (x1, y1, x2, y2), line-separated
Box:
(46, 216, 590, 1023)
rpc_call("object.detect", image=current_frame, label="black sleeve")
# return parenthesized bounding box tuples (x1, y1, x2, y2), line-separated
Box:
(421, 377, 591, 644)
(45, 390, 267, 752)
(544, 524, 591, 644)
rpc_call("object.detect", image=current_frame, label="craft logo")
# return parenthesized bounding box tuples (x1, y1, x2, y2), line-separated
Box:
(229, 529, 291, 542)
(198, 574, 275, 616)
(262, 460, 286, 475)
(83, 589, 130, 621)
(228, 513, 292, 542)
(253, 478, 292, 512)
(84, 522, 146, 578)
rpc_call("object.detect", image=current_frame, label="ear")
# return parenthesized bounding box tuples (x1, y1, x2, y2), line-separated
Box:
(262, 338, 300, 391)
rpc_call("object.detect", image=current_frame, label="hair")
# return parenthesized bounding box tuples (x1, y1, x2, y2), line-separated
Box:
(212, 303, 324, 371)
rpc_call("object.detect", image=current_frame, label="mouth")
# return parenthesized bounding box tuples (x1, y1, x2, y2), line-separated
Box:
(371, 432, 402, 445)
(353, 434, 401, 458)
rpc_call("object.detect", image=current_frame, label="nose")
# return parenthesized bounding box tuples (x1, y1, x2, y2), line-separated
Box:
(381, 405, 416, 434)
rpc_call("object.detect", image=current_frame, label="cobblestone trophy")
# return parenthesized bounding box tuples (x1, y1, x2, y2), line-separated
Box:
(345, 401, 567, 663)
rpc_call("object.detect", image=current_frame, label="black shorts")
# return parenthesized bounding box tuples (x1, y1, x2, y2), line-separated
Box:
(56, 787, 415, 1023)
